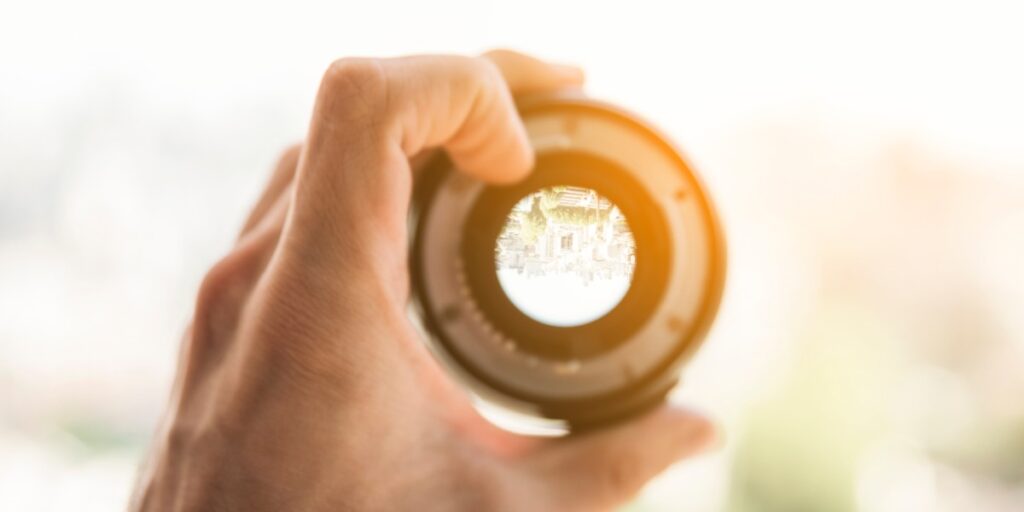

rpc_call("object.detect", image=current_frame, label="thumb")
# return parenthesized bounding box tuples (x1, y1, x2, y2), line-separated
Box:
(526, 406, 718, 511)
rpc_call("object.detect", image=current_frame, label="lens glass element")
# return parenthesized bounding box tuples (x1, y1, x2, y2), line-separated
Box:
(494, 186, 636, 327)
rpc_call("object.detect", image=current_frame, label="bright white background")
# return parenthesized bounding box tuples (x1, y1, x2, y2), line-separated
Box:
(2, 1, 1023, 510)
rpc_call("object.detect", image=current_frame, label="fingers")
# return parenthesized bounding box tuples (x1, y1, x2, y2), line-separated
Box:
(250, 50, 582, 242)
(483, 49, 584, 95)
(295, 51, 583, 223)
(402, 50, 583, 177)
(526, 407, 717, 511)
(395, 54, 533, 183)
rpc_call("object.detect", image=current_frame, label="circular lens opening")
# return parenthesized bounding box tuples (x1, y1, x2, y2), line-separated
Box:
(495, 186, 637, 327)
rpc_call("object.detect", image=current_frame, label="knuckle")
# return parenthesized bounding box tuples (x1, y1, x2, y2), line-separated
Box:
(471, 55, 504, 84)
(195, 255, 238, 318)
(194, 249, 259, 335)
(319, 57, 388, 111)
(451, 56, 505, 102)
(277, 143, 301, 166)
(481, 48, 509, 59)
(480, 48, 515, 66)
(446, 54, 497, 84)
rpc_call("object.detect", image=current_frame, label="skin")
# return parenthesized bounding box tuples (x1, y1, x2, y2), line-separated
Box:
(130, 50, 717, 512)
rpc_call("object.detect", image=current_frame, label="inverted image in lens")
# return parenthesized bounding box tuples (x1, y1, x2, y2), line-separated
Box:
(495, 186, 636, 327)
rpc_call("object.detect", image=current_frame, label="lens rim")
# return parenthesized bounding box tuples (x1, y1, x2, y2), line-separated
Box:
(408, 93, 727, 427)
(460, 151, 671, 360)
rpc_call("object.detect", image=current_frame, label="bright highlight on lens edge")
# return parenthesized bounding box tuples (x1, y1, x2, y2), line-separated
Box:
(495, 186, 637, 327)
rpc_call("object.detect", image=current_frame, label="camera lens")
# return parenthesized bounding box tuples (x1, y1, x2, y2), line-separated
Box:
(495, 186, 636, 328)
(409, 93, 725, 429)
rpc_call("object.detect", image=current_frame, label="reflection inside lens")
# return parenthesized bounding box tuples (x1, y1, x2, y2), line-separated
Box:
(495, 186, 636, 327)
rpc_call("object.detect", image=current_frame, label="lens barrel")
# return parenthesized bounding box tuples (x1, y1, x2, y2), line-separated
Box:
(409, 93, 726, 429)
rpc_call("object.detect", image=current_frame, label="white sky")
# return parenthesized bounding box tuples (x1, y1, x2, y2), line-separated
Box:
(3, 0, 1023, 171)
(499, 270, 631, 326)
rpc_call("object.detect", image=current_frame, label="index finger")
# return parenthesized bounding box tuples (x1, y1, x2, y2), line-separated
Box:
(483, 49, 584, 95)
(405, 49, 584, 174)
(290, 51, 583, 246)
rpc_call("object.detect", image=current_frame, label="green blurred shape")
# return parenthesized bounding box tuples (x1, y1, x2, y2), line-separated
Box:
(58, 415, 145, 456)
(726, 303, 899, 512)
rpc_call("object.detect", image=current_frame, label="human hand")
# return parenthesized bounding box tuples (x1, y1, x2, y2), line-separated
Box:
(131, 50, 716, 512)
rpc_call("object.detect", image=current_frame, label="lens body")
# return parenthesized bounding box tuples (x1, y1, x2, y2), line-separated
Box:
(408, 93, 726, 429)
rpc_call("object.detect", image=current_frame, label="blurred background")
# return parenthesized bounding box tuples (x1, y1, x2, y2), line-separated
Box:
(2, 0, 1023, 510)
